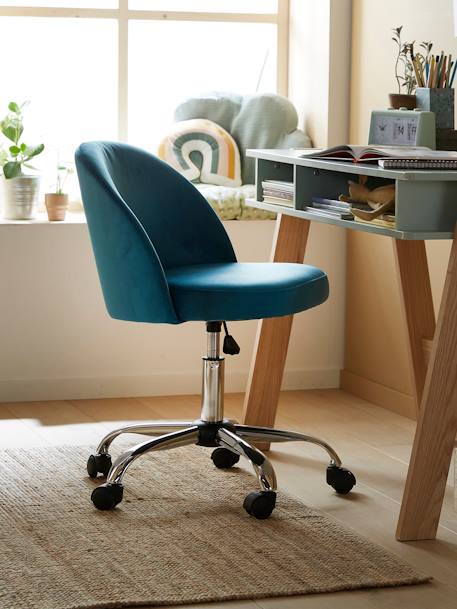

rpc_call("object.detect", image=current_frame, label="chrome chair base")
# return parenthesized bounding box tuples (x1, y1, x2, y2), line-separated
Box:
(88, 323, 356, 519)
(88, 418, 356, 518)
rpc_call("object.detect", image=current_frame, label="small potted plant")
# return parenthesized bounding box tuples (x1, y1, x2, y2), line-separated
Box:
(0, 101, 44, 220)
(390, 26, 417, 109)
(45, 163, 73, 221)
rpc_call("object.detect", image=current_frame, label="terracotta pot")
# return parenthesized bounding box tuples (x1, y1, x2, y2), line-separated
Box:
(45, 193, 69, 221)
(388, 93, 417, 110)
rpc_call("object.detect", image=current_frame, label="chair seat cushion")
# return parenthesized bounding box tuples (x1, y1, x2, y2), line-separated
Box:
(166, 263, 329, 322)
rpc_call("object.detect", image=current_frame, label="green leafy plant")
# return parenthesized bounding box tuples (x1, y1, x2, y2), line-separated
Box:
(0, 101, 44, 179)
(53, 162, 74, 195)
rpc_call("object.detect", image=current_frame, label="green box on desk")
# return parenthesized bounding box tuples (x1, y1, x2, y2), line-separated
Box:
(416, 87, 454, 129)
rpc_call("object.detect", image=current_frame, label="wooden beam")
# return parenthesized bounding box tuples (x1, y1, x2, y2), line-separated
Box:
(396, 229, 457, 540)
(242, 214, 310, 450)
(393, 239, 436, 412)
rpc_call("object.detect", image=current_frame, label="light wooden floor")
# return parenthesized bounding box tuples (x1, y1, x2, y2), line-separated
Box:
(1, 389, 456, 609)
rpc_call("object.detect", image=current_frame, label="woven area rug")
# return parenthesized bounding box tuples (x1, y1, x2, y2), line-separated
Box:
(0, 444, 429, 609)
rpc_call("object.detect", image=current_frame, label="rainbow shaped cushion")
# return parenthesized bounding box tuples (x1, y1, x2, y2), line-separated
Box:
(158, 119, 242, 187)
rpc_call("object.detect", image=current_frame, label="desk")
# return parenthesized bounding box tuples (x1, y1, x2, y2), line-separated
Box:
(242, 149, 457, 542)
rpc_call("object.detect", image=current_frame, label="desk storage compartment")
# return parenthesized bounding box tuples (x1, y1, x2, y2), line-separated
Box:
(295, 165, 457, 233)
(295, 166, 387, 209)
(256, 159, 294, 204)
(395, 181, 457, 231)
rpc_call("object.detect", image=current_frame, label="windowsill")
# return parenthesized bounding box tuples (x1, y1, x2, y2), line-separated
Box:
(0, 211, 268, 226)
(0, 211, 87, 226)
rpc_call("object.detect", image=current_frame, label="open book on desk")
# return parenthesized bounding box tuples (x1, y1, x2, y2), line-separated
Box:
(298, 145, 457, 164)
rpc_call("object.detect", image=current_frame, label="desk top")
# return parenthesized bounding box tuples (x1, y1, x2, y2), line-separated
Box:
(247, 149, 457, 182)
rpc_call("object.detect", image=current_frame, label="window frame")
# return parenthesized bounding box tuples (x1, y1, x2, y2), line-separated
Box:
(0, 0, 289, 141)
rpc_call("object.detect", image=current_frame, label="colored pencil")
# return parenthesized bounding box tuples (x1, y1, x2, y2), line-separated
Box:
(450, 60, 457, 88)
(439, 56, 447, 88)
(427, 56, 435, 87)
(446, 55, 453, 87)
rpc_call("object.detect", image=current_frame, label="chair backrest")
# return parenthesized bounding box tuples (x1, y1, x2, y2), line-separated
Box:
(75, 141, 236, 323)
(174, 92, 312, 184)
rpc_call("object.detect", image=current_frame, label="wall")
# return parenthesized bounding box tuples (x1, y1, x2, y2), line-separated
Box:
(289, 0, 352, 147)
(343, 0, 454, 417)
(0, 219, 346, 402)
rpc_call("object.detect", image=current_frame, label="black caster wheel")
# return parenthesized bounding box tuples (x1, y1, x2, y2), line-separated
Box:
(326, 465, 356, 495)
(243, 490, 276, 519)
(211, 447, 240, 469)
(91, 483, 124, 510)
(87, 453, 112, 479)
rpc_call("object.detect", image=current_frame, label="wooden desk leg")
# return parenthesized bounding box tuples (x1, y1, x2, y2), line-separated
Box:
(393, 240, 436, 411)
(242, 214, 310, 450)
(396, 229, 457, 541)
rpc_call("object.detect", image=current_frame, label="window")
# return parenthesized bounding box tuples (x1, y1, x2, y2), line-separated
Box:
(0, 1, 288, 193)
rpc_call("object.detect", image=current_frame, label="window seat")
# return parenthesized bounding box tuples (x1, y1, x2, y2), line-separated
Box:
(195, 184, 275, 221)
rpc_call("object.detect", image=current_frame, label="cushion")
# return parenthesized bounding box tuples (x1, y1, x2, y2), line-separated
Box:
(158, 119, 241, 187)
(195, 184, 275, 221)
(174, 93, 312, 184)
(166, 263, 329, 322)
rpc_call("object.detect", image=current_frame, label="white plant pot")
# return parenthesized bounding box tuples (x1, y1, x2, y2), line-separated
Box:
(2, 175, 41, 220)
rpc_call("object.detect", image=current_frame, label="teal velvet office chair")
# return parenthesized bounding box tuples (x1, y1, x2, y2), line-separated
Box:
(75, 141, 355, 520)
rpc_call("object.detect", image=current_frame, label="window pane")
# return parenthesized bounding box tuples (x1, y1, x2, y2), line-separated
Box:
(0, 17, 117, 193)
(129, 0, 277, 13)
(128, 20, 276, 150)
(0, 1, 117, 6)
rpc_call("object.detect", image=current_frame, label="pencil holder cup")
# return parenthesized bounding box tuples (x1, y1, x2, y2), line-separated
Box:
(415, 87, 455, 129)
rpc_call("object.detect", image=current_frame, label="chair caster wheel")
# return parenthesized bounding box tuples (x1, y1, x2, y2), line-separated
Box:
(211, 447, 240, 469)
(91, 483, 124, 510)
(326, 465, 356, 494)
(243, 490, 276, 519)
(87, 453, 112, 478)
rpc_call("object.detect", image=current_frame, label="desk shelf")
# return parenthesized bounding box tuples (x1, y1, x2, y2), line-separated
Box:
(250, 150, 457, 241)
(246, 199, 454, 240)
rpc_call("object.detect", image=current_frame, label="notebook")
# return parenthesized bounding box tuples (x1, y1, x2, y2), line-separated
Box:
(378, 159, 457, 170)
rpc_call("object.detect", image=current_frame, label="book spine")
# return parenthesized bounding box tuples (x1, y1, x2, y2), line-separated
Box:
(305, 206, 354, 220)
(311, 202, 352, 213)
(311, 196, 352, 210)
(263, 197, 295, 208)
(263, 189, 294, 200)
(311, 196, 371, 211)
(379, 159, 457, 170)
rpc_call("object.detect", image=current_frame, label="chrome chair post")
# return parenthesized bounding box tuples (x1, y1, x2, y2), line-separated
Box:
(217, 427, 277, 492)
(200, 328, 224, 423)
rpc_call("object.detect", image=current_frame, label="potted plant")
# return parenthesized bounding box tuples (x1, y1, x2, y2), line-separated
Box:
(0, 101, 44, 220)
(390, 26, 417, 109)
(45, 163, 73, 221)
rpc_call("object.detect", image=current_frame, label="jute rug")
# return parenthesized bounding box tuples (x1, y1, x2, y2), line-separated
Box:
(0, 444, 429, 609)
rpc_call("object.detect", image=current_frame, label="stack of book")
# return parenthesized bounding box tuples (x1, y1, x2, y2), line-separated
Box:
(261, 180, 294, 208)
(305, 197, 364, 220)
(306, 197, 397, 228)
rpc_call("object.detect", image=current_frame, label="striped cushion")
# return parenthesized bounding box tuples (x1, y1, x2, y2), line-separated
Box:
(158, 119, 242, 187)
